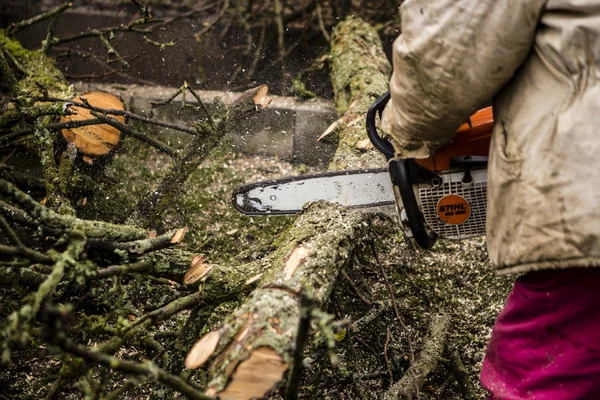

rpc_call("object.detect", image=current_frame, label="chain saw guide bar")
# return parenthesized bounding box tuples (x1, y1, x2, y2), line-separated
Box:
(232, 91, 494, 249)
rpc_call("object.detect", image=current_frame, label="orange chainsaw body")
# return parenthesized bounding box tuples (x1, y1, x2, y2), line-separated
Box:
(415, 107, 494, 172)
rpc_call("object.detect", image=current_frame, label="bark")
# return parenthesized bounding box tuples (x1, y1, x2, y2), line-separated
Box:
(184, 17, 395, 400)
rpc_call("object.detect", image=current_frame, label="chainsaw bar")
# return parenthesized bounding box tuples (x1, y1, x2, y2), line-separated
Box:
(232, 169, 395, 215)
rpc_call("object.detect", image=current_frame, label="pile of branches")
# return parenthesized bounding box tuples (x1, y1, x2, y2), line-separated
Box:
(1, 3, 487, 400)
(0, 2, 272, 398)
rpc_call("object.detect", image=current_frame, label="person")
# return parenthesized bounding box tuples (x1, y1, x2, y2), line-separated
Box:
(381, 1, 600, 399)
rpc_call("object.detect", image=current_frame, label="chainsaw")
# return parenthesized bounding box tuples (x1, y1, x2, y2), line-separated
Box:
(232, 92, 493, 249)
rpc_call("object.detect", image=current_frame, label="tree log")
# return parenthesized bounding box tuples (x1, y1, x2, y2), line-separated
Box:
(185, 17, 394, 400)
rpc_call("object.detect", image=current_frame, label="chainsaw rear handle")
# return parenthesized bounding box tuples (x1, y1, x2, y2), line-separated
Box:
(367, 91, 438, 249)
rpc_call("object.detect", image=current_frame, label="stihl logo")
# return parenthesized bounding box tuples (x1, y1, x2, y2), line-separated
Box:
(438, 203, 468, 213)
(436, 195, 471, 225)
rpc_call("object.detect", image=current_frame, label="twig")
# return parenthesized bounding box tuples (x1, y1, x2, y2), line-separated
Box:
(89, 260, 153, 281)
(151, 2, 219, 29)
(6, 1, 73, 36)
(34, 95, 199, 136)
(246, 22, 266, 80)
(144, 36, 177, 51)
(127, 291, 203, 331)
(350, 300, 392, 334)
(0, 179, 147, 242)
(89, 113, 176, 158)
(185, 84, 214, 127)
(41, 17, 59, 54)
(0, 46, 23, 100)
(384, 327, 393, 383)
(64, 52, 143, 79)
(41, 312, 213, 400)
(316, 2, 330, 41)
(342, 270, 371, 305)
(0, 243, 54, 264)
(448, 350, 476, 400)
(2, 228, 85, 362)
(284, 293, 314, 400)
(87, 228, 185, 256)
(370, 241, 419, 399)
(193, 0, 230, 41)
(99, 34, 129, 66)
(273, 0, 288, 93)
(384, 314, 451, 400)
(150, 88, 182, 108)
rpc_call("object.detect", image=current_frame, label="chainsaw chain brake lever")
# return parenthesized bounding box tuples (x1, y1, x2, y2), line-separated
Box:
(367, 91, 438, 249)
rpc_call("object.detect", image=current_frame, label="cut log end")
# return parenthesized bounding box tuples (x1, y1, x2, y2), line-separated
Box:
(184, 255, 213, 285)
(170, 227, 189, 244)
(283, 245, 311, 279)
(211, 346, 289, 400)
(60, 91, 126, 158)
(185, 330, 222, 370)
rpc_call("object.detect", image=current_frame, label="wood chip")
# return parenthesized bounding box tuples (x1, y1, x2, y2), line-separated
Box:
(60, 91, 125, 157)
(215, 347, 289, 400)
(355, 137, 373, 150)
(253, 84, 271, 109)
(170, 227, 189, 244)
(185, 330, 221, 369)
(184, 256, 213, 285)
(244, 273, 263, 286)
(316, 118, 341, 142)
(283, 245, 311, 279)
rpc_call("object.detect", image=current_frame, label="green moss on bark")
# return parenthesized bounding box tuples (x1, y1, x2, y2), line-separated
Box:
(328, 17, 392, 171)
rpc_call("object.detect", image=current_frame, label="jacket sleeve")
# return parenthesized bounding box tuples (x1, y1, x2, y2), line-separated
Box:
(382, 0, 547, 158)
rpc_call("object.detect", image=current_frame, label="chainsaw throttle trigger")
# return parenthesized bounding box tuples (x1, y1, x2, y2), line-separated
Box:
(366, 91, 394, 160)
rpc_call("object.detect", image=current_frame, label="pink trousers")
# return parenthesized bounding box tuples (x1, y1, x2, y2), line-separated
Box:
(480, 268, 600, 399)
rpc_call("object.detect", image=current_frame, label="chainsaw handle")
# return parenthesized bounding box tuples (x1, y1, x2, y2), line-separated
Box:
(367, 91, 395, 160)
(367, 91, 438, 249)
(390, 159, 438, 249)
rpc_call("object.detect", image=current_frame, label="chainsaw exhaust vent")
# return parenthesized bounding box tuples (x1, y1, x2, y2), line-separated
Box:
(417, 169, 487, 240)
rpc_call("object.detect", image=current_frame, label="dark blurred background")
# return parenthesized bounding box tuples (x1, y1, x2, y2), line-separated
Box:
(0, 0, 401, 96)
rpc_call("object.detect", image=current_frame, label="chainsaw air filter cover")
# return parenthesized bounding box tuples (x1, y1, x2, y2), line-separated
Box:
(416, 168, 487, 240)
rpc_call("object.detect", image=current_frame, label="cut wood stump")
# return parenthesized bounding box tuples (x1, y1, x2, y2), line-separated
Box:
(60, 91, 125, 162)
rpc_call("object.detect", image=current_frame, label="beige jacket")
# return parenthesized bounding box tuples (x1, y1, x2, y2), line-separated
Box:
(383, 0, 600, 275)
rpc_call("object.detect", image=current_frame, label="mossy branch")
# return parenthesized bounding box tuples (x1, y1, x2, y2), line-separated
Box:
(2, 227, 86, 364)
(6, 2, 73, 36)
(0, 179, 148, 242)
(384, 313, 452, 400)
(135, 84, 271, 225)
(42, 306, 213, 400)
